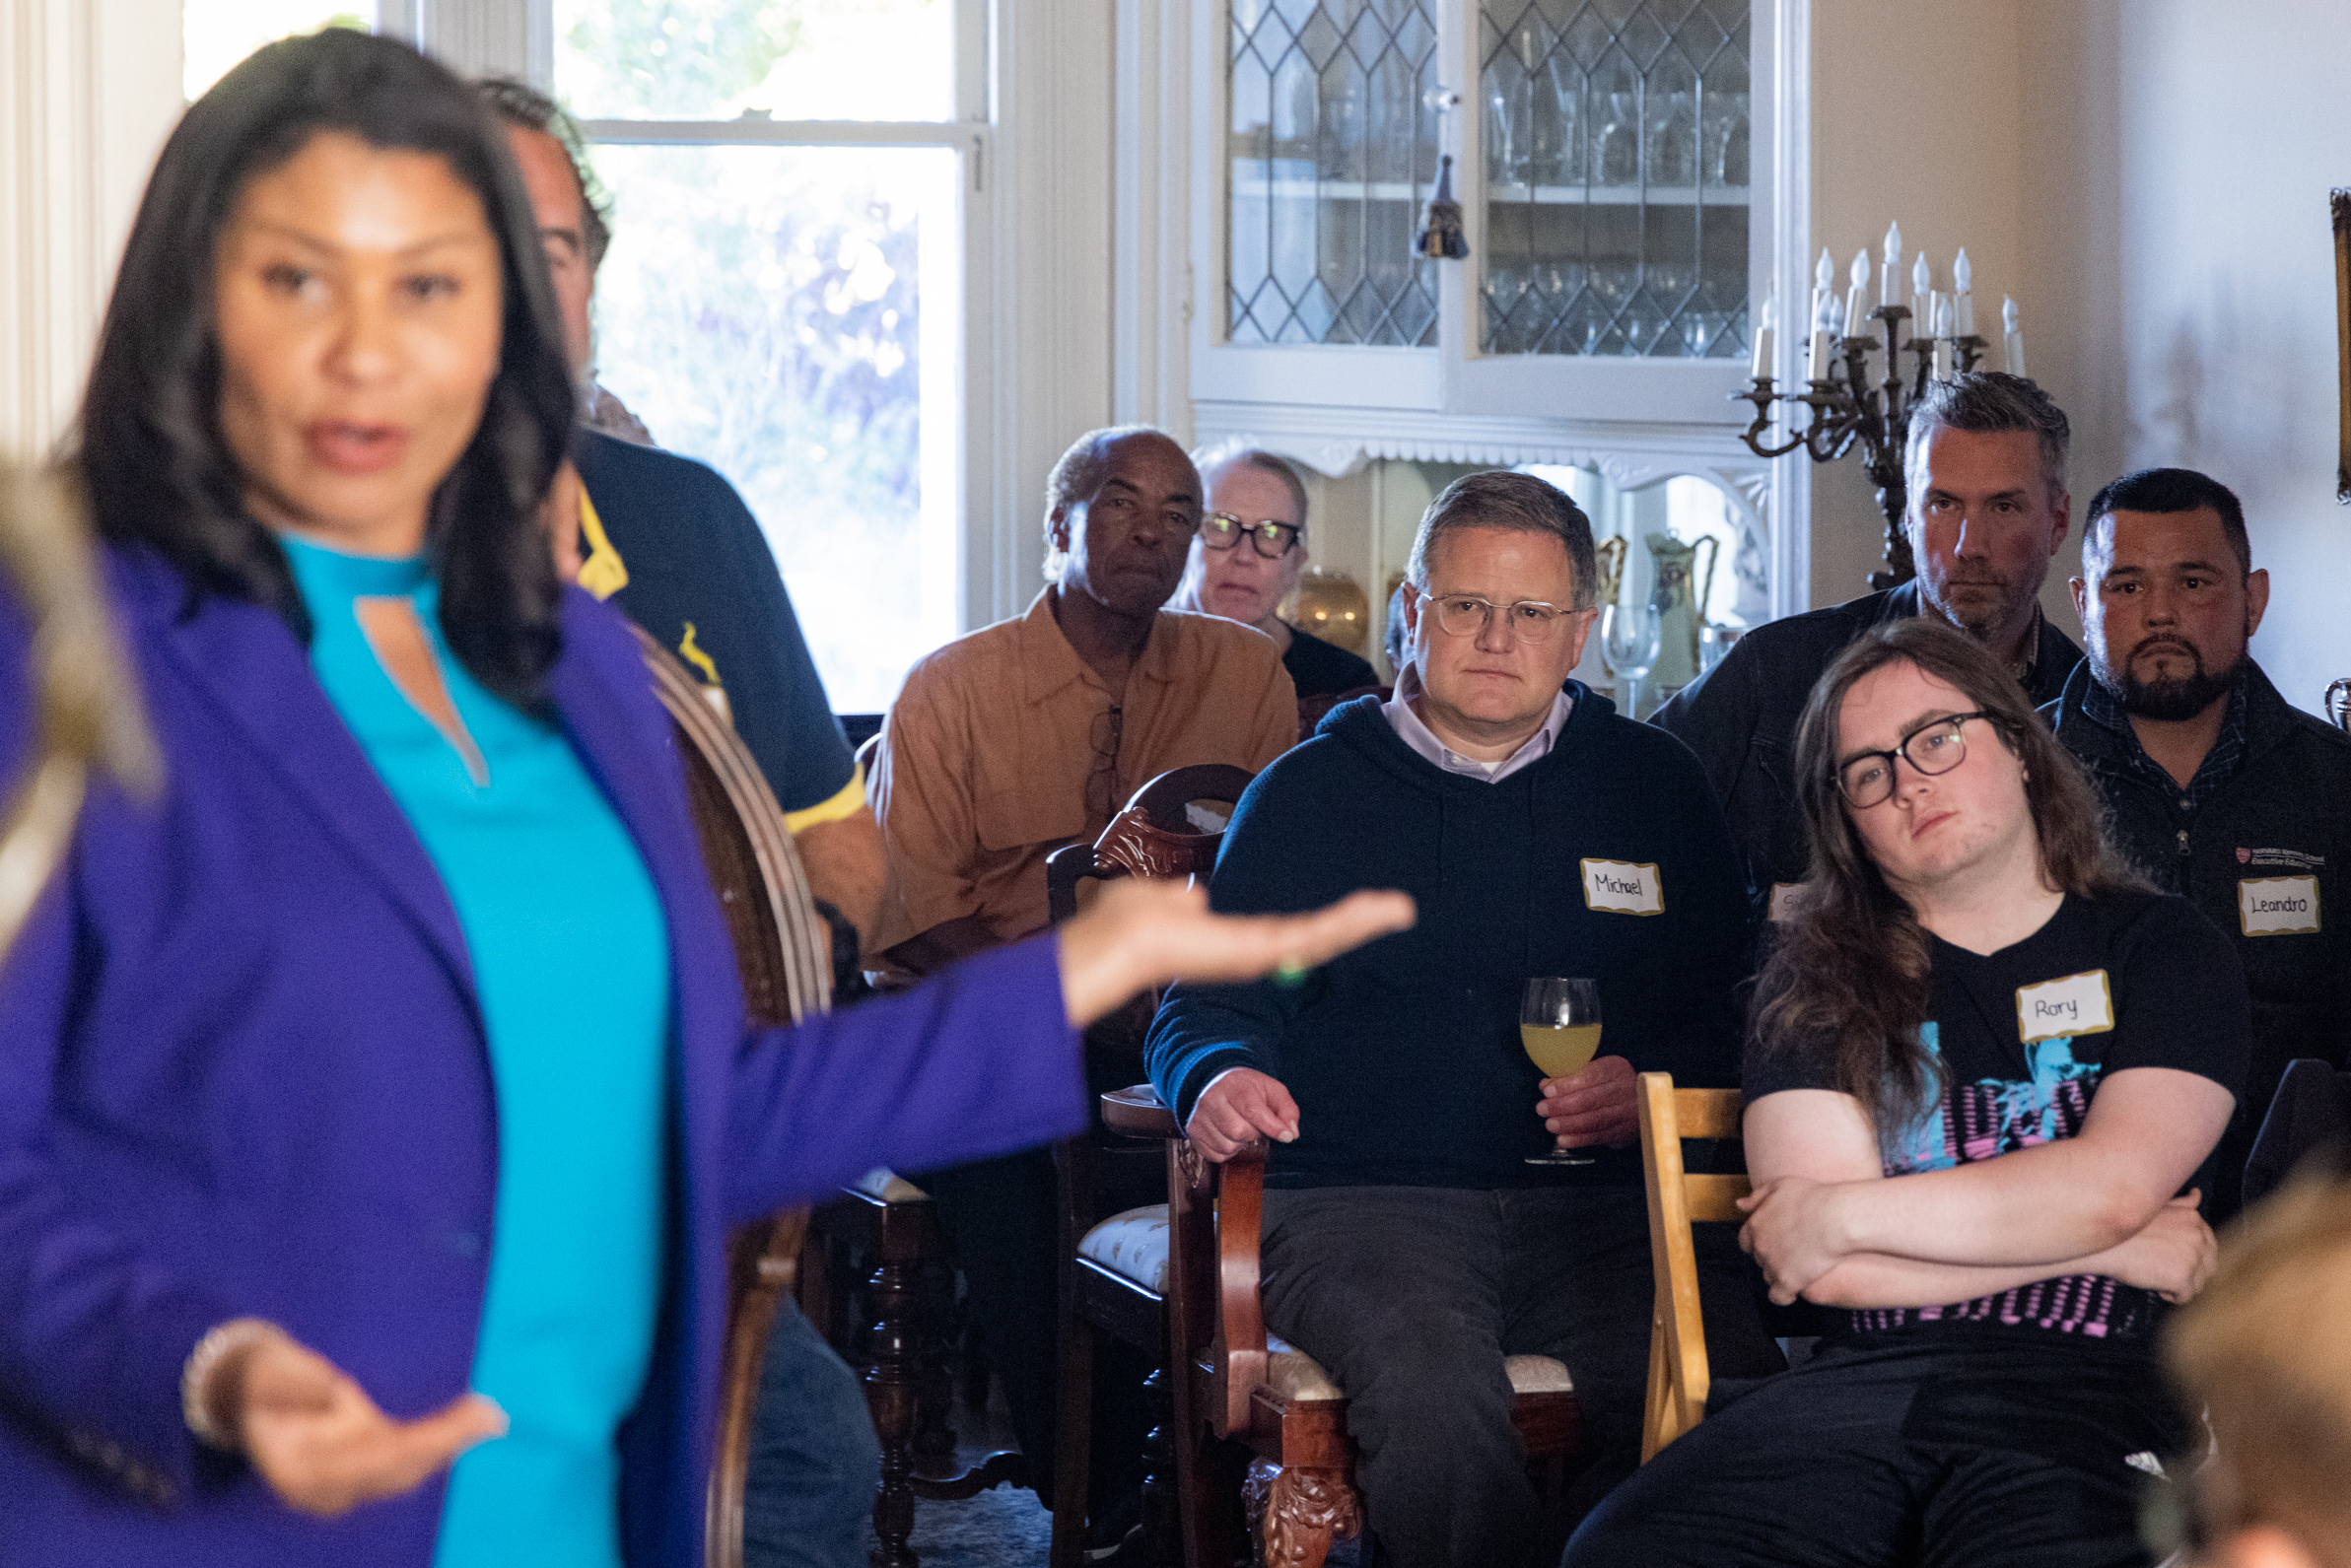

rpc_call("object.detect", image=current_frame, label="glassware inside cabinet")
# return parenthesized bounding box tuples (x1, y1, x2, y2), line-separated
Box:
(1476, 0, 1752, 360)
(1228, 0, 1442, 347)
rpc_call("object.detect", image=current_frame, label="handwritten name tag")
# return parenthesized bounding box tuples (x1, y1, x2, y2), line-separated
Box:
(1581, 858, 1663, 917)
(2015, 970, 2115, 1045)
(2240, 875, 2320, 935)
(1767, 882, 1802, 923)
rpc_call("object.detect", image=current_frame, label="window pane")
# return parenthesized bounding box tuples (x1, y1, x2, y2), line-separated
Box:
(1478, 0, 1750, 359)
(556, 0, 953, 122)
(183, 2, 373, 102)
(588, 144, 959, 713)
(1227, 0, 1439, 347)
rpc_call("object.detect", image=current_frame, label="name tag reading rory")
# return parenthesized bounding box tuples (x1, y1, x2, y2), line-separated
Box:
(2240, 875, 2320, 936)
(2015, 970, 2115, 1045)
(1581, 858, 1663, 917)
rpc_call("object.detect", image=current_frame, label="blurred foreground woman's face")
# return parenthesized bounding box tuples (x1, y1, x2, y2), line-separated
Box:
(214, 131, 504, 557)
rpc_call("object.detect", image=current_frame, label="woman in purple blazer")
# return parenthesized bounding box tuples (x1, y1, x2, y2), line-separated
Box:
(0, 33, 1406, 1568)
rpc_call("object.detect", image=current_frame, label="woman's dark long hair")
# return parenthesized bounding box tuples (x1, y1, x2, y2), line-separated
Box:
(1751, 618, 2146, 1136)
(71, 29, 576, 713)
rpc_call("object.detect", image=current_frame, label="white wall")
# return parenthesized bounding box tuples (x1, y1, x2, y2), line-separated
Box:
(2103, 0, 2351, 716)
(1, 0, 180, 460)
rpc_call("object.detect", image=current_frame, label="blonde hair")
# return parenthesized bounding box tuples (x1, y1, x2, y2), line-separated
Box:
(2167, 1175, 2351, 1562)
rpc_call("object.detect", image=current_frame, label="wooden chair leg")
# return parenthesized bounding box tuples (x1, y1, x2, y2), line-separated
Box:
(1139, 1368, 1176, 1566)
(863, 1238, 923, 1568)
(1048, 1313, 1097, 1568)
(1245, 1463, 1359, 1568)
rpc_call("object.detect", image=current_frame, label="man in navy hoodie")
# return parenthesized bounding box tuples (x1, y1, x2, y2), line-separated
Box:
(1144, 471, 1775, 1568)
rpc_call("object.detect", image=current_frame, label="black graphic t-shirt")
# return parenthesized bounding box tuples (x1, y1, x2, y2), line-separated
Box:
(1746, 889, 2248, 1343)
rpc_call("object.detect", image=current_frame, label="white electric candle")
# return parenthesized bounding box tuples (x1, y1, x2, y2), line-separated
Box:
(1882, 223, 1903, 306)
(1810, 248, 1834, 346)
(1932, 294, 1955, 378)
(1809, 291, 1835, 379)
(1751, 295, 1774, 379)
(1953, 248, 1974, 336)
(2003, 296, 2027, 377)
(1910, 253, 1932, 335)
(1844, 249, 1870, 340)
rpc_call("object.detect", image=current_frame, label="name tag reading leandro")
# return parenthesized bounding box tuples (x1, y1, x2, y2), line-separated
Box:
(2240, 875, 2320, 936)
(2015, 970, 2115, 1045)
(1581, 858, 1663, 917)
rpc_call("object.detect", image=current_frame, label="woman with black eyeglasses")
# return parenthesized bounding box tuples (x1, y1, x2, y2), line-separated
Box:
(1174, 445, 1379, 699)
(1564, 616, 2247, 1568)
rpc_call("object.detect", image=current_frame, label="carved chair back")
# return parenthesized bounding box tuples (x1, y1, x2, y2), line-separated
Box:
(633, 628, 832, 1568)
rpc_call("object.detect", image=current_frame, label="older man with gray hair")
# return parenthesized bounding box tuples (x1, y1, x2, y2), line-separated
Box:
(1654, 372, 2086, 904)
(1144, 470, 1775, 1568)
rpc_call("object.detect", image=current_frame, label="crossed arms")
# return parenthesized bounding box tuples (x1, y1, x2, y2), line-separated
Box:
(1739, 1066, 2236, 1309)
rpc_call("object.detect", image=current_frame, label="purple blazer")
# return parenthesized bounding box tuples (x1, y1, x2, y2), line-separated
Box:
(0, 548, 1084, 1566)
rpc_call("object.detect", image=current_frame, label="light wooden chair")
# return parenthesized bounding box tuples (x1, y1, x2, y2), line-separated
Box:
(1634, 1072, 1750, 1463)
(632, 629, 832, 1568)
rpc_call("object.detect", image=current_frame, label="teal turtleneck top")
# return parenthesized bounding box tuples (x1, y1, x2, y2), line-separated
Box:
(282, 535, 670, 1568)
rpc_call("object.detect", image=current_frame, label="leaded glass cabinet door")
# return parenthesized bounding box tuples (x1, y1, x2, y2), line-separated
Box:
(1436, 0, 1767, 421)
(1196, 0, 1445, 410)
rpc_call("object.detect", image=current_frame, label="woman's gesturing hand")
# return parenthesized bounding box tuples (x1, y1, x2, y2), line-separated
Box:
(1055, 878, 1415, 1031)
(210, 1328, 507, 1517)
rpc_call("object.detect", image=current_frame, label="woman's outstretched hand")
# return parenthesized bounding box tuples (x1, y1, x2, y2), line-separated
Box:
(209, 1328, 506, 1517)
(1056, 878, 1415, 1030)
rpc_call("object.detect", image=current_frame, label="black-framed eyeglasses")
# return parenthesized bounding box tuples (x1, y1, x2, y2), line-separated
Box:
(1426, 594, 1579, 645)
(1199, 511, 1301, 559)
(1835, 712, 1994, 808)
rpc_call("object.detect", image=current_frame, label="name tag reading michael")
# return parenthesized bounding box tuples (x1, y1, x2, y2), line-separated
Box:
(1581, 858, 1663, 917)
(2015, 970, 2115, 1045)
(2240, 875, 2320, 936)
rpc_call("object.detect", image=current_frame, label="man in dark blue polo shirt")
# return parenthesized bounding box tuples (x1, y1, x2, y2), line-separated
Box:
(2045, 466, 2351, 1220)
(483, 78, 885, 1568)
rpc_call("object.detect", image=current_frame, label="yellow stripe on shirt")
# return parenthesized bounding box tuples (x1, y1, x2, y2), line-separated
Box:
(783, 762, 866, 836)
(576, 491, 630, 601)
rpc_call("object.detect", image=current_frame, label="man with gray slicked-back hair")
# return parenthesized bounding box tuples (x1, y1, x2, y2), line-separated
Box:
(1654, 371, 2086, 905)
(1145, 469, 1777, 1567)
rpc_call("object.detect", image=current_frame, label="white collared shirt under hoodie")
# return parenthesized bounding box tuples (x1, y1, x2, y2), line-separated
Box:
(1380, 665, 1572, 784)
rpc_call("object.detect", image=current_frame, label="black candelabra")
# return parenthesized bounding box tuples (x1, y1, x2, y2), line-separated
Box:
(1733, 307, 1987, 590)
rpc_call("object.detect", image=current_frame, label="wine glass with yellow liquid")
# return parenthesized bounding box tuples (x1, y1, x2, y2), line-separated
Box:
(1521, 977, 1601, 1167)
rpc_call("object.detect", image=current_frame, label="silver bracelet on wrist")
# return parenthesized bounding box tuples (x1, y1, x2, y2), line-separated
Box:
(180, 1318, 281, 1451)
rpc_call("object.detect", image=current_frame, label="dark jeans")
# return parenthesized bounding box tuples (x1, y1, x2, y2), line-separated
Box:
(743, 1297, 883, 1568)
(1561, 1330, 2190, 1568)
(1259, 1184, 1781, 1568)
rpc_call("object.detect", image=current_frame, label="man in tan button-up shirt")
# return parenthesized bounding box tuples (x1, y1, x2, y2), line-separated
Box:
(864, 426, 1295, 1543)
(871, 426, 1297, 971)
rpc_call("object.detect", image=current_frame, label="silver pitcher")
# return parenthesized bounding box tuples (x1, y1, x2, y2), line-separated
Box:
(1643, 531, 1720, 694)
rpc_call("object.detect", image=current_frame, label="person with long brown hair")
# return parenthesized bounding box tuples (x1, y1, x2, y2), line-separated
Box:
(1564, 617, 2247, 1568)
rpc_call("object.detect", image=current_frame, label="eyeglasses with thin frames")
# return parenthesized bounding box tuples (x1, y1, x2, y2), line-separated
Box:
(1199, 512, 1302, 559)
(1424, 593, 1582, 646)
(1835, 712, 1994, 808)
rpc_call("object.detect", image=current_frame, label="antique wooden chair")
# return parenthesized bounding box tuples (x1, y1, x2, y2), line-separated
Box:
(1071, 1093, 1590, 1568)
(1045, 764, 1254, 1568)
(1633, 1073, 1750, 1463)
(632, 629, 833, 1568)
(815, 714, 1018, 1567)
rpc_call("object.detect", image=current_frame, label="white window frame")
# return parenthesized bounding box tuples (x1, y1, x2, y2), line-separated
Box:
(402, 0, 1118, 648)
